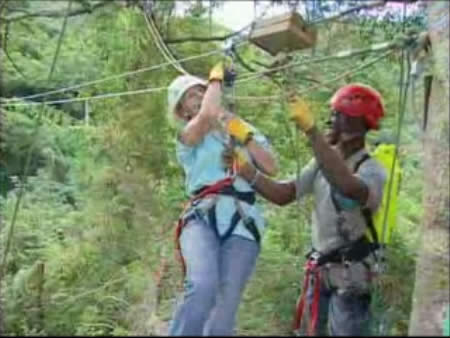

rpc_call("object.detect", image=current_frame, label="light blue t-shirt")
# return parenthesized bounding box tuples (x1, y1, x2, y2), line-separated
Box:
(176, 128, 273, 242)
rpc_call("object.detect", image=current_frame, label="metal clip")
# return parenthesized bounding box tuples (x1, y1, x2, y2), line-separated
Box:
(309, 251, 321, 262)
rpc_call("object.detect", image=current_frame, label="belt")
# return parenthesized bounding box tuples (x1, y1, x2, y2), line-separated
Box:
(193, 184, 256, 205)
(307, 236, 379, 266)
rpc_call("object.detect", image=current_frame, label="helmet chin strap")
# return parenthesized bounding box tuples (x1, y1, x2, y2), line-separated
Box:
(337, 132, 366, 158)
(339, 131, 366, 143)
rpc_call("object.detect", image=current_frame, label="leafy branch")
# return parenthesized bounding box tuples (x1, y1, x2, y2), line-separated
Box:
(0, 1, 113, 23)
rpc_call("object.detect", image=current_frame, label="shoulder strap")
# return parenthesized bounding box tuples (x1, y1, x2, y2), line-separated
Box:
(361, 207, 379, 245)
(330, 153, 379, 245)
(330, 153, 371, 214)
(353, 153, 371, 173)
(354, 153, 380, 245)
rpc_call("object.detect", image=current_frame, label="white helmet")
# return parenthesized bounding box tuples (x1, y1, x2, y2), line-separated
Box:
(167, 75, 207, 128)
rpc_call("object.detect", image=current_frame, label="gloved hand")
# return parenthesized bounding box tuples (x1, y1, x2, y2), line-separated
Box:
(288, 96, 315, 132)
(209, 62, 224, 82)
(226, 117, 253, 144)
(222, 147, 251, 173)
(209, 61, 236, 87)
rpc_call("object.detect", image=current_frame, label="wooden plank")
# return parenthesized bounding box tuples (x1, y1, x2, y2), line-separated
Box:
(249, 12, 317, 55)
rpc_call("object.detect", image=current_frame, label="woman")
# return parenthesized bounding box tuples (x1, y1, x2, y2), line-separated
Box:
(167, 64, 278, 336)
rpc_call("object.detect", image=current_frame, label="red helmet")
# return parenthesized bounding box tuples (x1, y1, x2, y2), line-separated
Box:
(330, 83, 385, 130)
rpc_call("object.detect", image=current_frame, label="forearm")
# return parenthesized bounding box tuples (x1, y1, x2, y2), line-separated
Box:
(202, 81, 222, 112)
(241, 166, 295, 205)
(180, 82, 223, 146)
(246, 139, 278, 176)
(306, 127, 367, 201)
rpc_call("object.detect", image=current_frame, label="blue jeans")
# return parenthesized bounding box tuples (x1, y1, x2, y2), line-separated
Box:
(169, 217, 260, 336)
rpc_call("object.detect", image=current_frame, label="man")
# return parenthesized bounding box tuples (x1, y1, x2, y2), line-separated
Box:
(229, 83, 387, 335)
(167, 63, 278, 336)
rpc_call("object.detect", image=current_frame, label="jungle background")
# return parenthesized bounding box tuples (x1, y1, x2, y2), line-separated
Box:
(0, 0, 442, 336)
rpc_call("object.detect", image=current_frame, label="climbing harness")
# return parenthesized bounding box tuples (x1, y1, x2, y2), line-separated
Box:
(174, 163, 261, 279)
(174, 176, 234, 278)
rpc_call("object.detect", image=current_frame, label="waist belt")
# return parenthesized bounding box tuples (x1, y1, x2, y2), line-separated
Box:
(193, 184, 256, 205)
(307, 236, 379, 267)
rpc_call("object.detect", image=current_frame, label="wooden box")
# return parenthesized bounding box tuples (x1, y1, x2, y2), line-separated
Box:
(249, 12, 318, 56)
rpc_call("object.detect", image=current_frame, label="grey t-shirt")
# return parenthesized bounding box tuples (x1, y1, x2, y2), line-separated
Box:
(295, 148, 387, 254)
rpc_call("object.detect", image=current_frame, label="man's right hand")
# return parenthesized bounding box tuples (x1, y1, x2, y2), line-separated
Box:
(288, 96, 315, 133)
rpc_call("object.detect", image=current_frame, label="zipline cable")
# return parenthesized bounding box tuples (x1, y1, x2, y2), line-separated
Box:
(379, 0, 411, 249)
(1, 32, 413, 106)
(143, 11, 188, 75)
(1, 48, 394, 108)
(311, 0, 386, 26)
(0, 48, 227, 103)
(1, 86, 168, 107)
(1, 3, 278, 104)
(1, 47, 395, 108)
(236, 39, 406, 84)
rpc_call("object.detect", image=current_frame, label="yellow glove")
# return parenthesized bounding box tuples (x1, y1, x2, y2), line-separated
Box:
(209, 62, 224, 82)
(288, 97, 315, 132)
(222, 147, 249, 172)
(226, 117, 253, 144)
(233, 148, 249, 169)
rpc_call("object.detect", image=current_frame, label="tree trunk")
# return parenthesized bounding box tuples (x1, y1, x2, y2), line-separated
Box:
(0, 2, 5, 332)
(408, 1, 450, 336)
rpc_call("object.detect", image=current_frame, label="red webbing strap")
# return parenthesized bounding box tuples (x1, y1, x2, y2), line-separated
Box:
(174, 217, 187, 279)
(308, 268, 321, 336)
(293, 259, 320, 336)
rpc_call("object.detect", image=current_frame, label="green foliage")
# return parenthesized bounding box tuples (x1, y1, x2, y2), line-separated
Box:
(1, 2, 426, 336)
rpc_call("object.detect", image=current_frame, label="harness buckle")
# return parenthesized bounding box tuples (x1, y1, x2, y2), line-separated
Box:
(309, 251, 321, 262)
